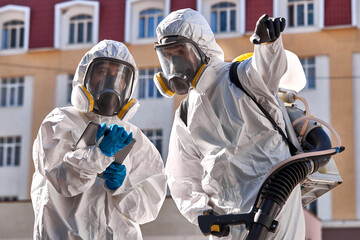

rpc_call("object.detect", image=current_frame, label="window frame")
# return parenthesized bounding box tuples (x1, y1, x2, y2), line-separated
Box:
(0, 136, 22, 167)
(275, 0, 324, 33)
(141, 128, 163, 156)
(2, 20, 25, 50)
(0, 76, 25, 107)
(54, 0, 99, 50)
(199, 0, 245, 38)
(300, 57, 316, 90)
(55, 73, 74, 107)
(69, 14, 93, 44)
(138, 9, 163, 39)
(125, 0, 169, 44)
(353, 0, 360, 27)
(287, 0, 314, 28)
(138, 68, 163, 99)
(0, 5, 30, 55)
(210, 2, 237, 34)
(0, 196, 18, 201)
(66, 74, 74, 104)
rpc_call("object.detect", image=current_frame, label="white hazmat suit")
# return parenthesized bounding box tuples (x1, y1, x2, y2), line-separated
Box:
(159, 9, 305, 239)
(31, 40, 167, 240)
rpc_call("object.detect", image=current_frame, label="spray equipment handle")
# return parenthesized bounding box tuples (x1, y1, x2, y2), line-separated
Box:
(198, 146, 345, 240)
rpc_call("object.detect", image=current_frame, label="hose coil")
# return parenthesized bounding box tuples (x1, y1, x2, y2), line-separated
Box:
(259, 161, 310, 207)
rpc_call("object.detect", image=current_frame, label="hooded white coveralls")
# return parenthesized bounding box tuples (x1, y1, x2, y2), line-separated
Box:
(31, 40, 167, 240)
(159, 9, 305, 239)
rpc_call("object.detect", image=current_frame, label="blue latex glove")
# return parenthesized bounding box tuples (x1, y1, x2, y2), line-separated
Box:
(96, 123, 107, 142)
(103, 162, 126, 190)
(98, 124, 133, 157)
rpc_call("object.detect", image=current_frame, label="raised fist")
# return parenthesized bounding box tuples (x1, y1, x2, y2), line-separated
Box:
(250, 14, 286, 44)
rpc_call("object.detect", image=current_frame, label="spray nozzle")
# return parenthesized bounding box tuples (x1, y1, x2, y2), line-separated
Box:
(278, 88, 298, 103)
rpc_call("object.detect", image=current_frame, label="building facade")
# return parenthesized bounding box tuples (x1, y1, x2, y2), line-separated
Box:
(0, 0, 359, 239)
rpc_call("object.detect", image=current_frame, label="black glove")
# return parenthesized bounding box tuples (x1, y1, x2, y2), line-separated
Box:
(203, 209, 230, 237)
(250, 14, 286, 44)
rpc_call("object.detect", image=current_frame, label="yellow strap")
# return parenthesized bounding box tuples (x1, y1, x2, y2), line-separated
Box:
(232, 52, 253, 62)
(192, 64, 206, 88)
(81, 85, 94, 111)
(117, 98, 136, 120)
(156, 73, 175, 96)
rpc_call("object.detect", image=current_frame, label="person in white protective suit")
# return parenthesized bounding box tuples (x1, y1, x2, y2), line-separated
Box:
(152, 9, 305, 239)
(31, 40, 167, 240)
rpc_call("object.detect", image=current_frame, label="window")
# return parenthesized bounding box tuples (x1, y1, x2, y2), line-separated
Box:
(67, 74, 74, 104)
(0, 77, 24, 107)
(211, 2, 236, 33)
(55, 73, 74, 107)
(0, 136, 21, 167)
(277, 0, 321, 32)
(125, 0, 168, 44)
(2, 20, 24, 49)
(138, 68, 162, 99)
(0, 196, 18, 201)
(69, 15, 92, 44)
(142, 129, 163, 155)
(306, 200, 317, 215)
(55, 1, 99, 49)
(300, 57, 315, 89)
(288, 0, 314, 27)
(139, 9, 163, 39)
(0, 5, 30, 54)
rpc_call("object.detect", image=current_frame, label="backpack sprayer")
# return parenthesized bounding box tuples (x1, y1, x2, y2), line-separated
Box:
(197, 50, 345, 239)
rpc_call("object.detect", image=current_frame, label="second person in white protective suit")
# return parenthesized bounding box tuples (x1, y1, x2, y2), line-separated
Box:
(31, 40, 167, 240)
(153, 9, 305, 239)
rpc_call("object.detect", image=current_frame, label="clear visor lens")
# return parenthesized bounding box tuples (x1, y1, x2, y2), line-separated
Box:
(85, 59, 134, 101)
(155, 42, 202, 80)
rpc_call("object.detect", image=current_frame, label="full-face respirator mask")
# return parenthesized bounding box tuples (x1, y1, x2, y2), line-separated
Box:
(84, 57, 135, 116)
(154, 36, 209, 97)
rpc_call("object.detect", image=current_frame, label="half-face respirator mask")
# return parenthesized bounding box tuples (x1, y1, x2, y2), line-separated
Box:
(84, 57, 135, 116)
(154, 36, 209, 97)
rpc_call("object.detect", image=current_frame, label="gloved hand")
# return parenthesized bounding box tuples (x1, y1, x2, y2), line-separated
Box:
(98, 124, 133, 157)
(203, 209, 230, 237)
(250, 14, 286, 44)
(96, 123, 107, 142)
(103, 162, 126, 190)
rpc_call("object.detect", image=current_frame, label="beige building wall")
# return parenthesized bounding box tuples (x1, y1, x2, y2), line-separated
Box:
(281, 29, 357, 220)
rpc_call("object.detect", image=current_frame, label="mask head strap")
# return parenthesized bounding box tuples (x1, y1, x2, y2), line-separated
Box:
(155, 35, 209, 64)
(117, 98, 137, 120)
